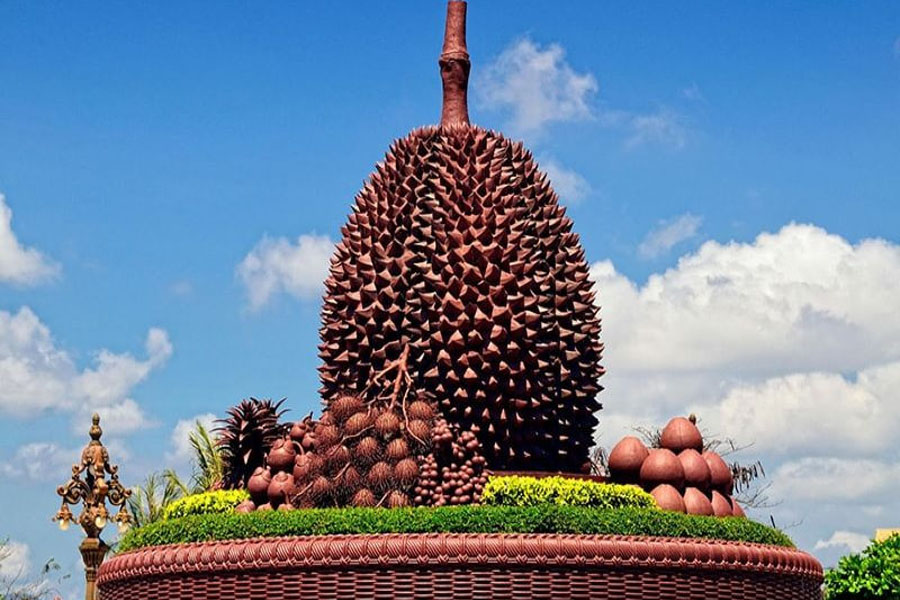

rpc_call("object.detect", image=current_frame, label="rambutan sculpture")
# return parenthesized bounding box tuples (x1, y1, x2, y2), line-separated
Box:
(318, 0, 604, 473)
(227, 347, 488, 509)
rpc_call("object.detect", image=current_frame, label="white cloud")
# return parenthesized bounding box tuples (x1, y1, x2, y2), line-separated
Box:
(0, 194, 59, 286)
(0, 307, 171, 435)
(772, 458, 900, 502)
(72, 328, 171, 405)
(815, 531, 871, 554)
(593, 224, 900, 377)
(0, 540, 30, 580)
(477, 38, 597, 134)
(0, 307, 71, 414)
(477, 39, 689, 149)
(168, 413, 218, 464)
(625, 109, 687, 150)
(638, 213, 702, 258)
(236, 234, 334, 311)
(0, 439, 131, 481)
(539, 158, 591, 204)
(695, 363, 900, 456)
(589, 223, 900, 558)
(0, 442, 77, 481)
(74, 398, 151, 436)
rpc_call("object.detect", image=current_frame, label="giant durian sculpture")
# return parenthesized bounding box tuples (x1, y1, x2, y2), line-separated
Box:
(318, 1, 604, 474)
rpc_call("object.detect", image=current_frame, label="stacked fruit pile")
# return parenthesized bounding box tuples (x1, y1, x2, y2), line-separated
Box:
(219, 390, 487, 511)
(607, 416, 745, 517)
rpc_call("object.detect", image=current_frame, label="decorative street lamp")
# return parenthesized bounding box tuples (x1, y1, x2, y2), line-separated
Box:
(53, 414, 132, 600)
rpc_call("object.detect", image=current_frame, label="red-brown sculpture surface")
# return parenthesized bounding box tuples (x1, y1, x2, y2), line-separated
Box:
(650, 483, 686, 512)
(440, 1, 470, 127)
(679, 448, 712, 490)
(705, 450, 735, 494)
(608, 416, 747, 518)
(608, 436, 649, 484)
(95, 4, 826, 599)
(317, 0, 604, 473)
(98, 534, 824, 600)
(684, 486, 715, 516)
(639, 448, 685, 489)
(660, 416, 704, 453)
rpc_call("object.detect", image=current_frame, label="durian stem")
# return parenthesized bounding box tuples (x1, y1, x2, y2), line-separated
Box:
(439, 1, 470, 127)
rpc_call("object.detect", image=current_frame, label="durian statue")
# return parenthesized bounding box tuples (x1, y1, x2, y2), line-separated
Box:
(318, 1, 604, 474)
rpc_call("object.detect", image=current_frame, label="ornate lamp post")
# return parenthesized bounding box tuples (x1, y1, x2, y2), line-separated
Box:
(53, 414, 132, 600)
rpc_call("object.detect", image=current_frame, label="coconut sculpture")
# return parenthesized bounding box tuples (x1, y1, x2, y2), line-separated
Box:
(215, 1, 605, 510)
(608, 415, 746, 517)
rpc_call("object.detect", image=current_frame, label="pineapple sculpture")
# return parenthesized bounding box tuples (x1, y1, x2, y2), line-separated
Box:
(319, 0, 604, 473)
(224, 1, 605, 511)
(216, 398, 287, 489)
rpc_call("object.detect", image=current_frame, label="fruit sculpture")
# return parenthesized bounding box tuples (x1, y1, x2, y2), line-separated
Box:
(216, 398, 287, 489)
(215, 2, 605, 510)
(607, 416, 746, 518)
(224, 370, 487, 509)
(318, 0, 604, 473)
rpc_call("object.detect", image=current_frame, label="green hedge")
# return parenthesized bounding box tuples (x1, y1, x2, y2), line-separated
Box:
(162, 490, 249, 520)
(118, 505, 792, 553)
(825, 534, 900, 599)
(482, 476, 656, 509)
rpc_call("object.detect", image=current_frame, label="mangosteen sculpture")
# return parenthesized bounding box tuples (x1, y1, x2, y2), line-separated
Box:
(318, 0, 604, 473)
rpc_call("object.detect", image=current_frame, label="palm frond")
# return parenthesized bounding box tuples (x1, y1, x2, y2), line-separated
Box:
(188, 421, 224, 492)
(127, 471, 187, 527)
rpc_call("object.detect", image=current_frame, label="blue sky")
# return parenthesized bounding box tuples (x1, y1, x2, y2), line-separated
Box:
(2, 1, 900, 593)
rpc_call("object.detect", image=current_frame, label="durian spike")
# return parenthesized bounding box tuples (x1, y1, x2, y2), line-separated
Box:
(440, 1, 470, 127)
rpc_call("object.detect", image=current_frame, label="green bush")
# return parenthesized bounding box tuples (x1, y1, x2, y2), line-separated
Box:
(825, 534, 900, 599)
(118, 505, 792, 553)
(161, 489, 249, 520)
(482, 475, 656, 509)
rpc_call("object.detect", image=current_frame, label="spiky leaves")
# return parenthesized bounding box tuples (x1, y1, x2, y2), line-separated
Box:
(216, 398, 288, 489)
(319, 125, 604, 472)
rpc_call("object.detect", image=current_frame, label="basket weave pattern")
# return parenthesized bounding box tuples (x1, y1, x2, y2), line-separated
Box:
(98, 533, 823, 599)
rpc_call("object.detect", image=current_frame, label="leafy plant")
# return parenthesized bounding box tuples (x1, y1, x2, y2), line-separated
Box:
(117, 505, 793, 552)
(126, 422, 230, 527)
(186, 421, 225, 493)
(825, 534, 900, 599)
(127, 471, 186, 528)
(481, 476, 656, 509)
(216, 398, 288, 489)
(162, 490, 250, 520)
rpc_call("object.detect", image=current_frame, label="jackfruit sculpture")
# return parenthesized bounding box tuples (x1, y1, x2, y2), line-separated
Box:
(220, 1, 605, 511)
